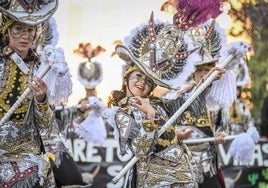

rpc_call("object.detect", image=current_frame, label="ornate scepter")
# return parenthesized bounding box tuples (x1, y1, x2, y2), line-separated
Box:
(111, 41, 250, 184)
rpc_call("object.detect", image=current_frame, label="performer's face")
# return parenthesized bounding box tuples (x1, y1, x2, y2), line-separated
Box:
(193, 62, 222, 84)
(193, 66, 211, 83)
(125, 70, 154, 97)
(8, 22, 36, 58)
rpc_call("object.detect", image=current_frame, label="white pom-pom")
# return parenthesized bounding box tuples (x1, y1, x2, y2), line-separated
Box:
(228, 41, 250, 58)
(229, 132, 255, 164)
(76, 97, 107, 145)
(247, 126, 260, 144)
(76, 114, 107, 145)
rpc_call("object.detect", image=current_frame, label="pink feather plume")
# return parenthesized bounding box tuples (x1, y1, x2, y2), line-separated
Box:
(174, 0, 227, 28)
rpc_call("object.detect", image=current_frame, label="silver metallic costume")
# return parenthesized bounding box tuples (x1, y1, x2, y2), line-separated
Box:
(115, 97, 198, 188)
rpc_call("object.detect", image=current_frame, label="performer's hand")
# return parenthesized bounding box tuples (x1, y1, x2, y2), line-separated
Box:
(175, 127, 193, 139)
(214, 132, 227, 144)
(80, 100, 90, 112)
(27, 77, 47, 103)
(206, 66, 225, 81)
(131, 96, 155, 118)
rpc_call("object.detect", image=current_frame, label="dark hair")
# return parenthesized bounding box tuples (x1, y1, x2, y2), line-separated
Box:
(107, 71, 130, 107)
(107, 88, 126, 107)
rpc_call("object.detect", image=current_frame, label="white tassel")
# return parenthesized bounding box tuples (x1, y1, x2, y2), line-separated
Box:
(76, 97, 107, 145)
(246, 126, 260, 144)
(206, 69, 237, 110)
(229, 126, 260, 164)
(37, 45, 72, 105)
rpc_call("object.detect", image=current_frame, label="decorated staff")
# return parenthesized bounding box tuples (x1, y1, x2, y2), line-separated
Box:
(182, 125, 259, 164)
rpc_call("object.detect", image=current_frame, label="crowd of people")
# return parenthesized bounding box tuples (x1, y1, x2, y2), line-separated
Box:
(0, 0, 261, 188)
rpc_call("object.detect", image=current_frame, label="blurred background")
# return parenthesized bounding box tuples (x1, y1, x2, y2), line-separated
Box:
(53, 0, 268, 132)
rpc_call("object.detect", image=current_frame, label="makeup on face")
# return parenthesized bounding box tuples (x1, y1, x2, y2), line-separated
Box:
(9, 22, 36, 39)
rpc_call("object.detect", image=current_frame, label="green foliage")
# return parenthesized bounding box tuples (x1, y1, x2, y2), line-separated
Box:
(248, 56, 268, 121)
(248, 28, 268, 128)
(229, 1, 268, 130)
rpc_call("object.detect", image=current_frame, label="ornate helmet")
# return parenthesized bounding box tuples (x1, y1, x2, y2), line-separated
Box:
(116, 12, 198, 89)
(74, 42, 105, 89)
(185, 19, 225, 69)
(77, 60, 103, 89)
(116, 0, 228, 90)
(173, 0, 228, 67)
(0, 0, 58, 26)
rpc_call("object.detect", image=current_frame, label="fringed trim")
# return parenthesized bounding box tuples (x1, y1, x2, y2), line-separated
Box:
(37, 45, 72, 106)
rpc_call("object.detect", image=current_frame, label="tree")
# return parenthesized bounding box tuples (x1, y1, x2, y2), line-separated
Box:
(160, 0, 268, 129)
(228, 0, 268, 128)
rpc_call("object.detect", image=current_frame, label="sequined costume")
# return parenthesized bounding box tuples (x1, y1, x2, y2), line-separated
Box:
(115, 97, 198, 188)
(36, 47, 91, 187)
(0, 48, 55, 187)
(167, 86, 229, 186)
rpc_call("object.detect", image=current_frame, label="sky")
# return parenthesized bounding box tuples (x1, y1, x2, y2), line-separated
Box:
(53, 0, 233, 105)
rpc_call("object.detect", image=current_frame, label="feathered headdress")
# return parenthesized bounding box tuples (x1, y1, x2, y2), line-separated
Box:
(173, 0, 227, 30)
(116, 12, 198, 89)
(38, 17, 59, 49)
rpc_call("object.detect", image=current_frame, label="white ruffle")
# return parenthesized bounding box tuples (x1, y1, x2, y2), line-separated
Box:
(105, 106, 119, 141)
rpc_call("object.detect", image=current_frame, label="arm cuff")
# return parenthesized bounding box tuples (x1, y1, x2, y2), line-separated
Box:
(34, 96, 49, 112)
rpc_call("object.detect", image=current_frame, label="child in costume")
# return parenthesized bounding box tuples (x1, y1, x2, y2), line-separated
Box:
(107, 13, 203, 188)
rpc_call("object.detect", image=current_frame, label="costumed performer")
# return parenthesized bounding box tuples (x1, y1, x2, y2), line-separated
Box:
(53, 44, 107, 186)
(107, 12, 202, 188)
(0, 0, 58, 187)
